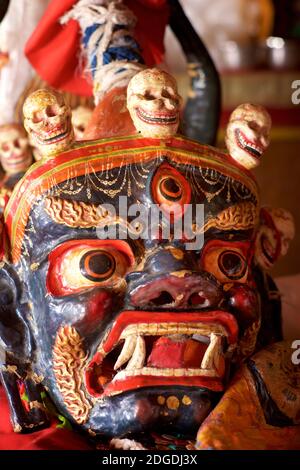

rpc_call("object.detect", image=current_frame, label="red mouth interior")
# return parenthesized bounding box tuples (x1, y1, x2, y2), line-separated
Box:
(85, 311, 238, 398)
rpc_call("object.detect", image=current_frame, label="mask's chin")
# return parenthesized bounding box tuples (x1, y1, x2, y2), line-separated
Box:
(83, 310, 238, 435)
(86, 386, 219, 437)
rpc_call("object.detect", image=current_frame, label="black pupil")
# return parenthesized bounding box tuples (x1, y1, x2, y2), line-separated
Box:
(160, 177, 181, 200)
(89, 253, 113, 275)
(219, 251, 245, 279)
(80, 250, 115, 281)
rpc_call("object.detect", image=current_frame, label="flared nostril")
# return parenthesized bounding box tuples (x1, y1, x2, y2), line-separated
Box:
(150, 291, 175, 306)
(188, 292, 209, 307)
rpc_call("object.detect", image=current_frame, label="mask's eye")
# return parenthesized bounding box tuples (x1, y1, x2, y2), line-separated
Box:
(80, 250, 116, 282)
(47, 240, 134, 297)
(152, 163, 191, 220)
(201, 241, 250, 284)
(218, 250, 247, 280)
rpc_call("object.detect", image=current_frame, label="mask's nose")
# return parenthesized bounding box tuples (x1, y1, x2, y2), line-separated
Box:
(126, 248, 223, 309)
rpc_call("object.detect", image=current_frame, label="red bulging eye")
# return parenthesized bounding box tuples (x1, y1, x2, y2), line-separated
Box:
(159, 177, 182, 202)
(46, 240, 134, 297)
(218, 251, 247, 280)
(152, 163, 191, 220)
(201, 240, 251, 284)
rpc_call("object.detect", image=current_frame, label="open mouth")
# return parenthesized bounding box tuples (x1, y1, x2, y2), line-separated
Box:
(85, 310, 238, 398)
(5, 154, 30, 166)
(136, 108, 178, 125)
(33, 125, 70, 146)
(235, 129, 264, 159)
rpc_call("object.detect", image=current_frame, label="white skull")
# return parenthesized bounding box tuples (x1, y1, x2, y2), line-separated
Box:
(255, 207, 295, 270)
(71, 106, 93, 140)
(225, 103, 271, 169)
(23, 89, 74, 158)
(127, 68, 182, 138)
(0, 124, 32, 174)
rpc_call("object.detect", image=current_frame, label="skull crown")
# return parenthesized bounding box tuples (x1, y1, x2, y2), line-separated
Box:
(23, 89, 74, 158)
(225, 103, 272, 170)
(255, 207, 295, 270)
(0, 123, 32, 174)
(127, 68, 182, 139)
(71, 106, 93, 141)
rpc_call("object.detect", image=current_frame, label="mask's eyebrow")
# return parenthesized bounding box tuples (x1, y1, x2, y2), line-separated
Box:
(44, 196, 113, 229)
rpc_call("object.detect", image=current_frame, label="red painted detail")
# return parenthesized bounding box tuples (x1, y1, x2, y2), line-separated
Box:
(201, 239, 252, 260)
(85, 352, 104, 396)
(101, 375, 223, 397)
(147, 337, 208, 369)
(46, 239, 135, 296)
(151, 163, 191, 221)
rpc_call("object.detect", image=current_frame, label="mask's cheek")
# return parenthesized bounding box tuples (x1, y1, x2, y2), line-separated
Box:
(83, 289, 115, 330)
(225, 283, 260, 332)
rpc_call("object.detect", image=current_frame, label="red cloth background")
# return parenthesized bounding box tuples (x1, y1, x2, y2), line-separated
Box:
(25, 0, 169, 96)
(0, 387, 93, 450)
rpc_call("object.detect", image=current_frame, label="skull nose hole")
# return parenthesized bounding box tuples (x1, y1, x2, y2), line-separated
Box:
(150, 291, 174, 306)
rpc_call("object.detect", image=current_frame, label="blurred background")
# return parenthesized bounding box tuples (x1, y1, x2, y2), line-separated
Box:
(164, 0, 300, 278)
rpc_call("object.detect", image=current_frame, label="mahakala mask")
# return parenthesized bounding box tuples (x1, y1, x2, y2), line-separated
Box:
(1, 133, 269, 437)
(23, 89, 74, 158)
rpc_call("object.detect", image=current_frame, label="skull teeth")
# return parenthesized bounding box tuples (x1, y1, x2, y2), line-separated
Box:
(235, 129, 263, 157)
(136, 108, 177, 124)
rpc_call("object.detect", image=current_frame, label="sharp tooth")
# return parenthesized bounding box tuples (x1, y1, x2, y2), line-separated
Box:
(201, 333, 222, 370)
(114, 335, 137, 370)
(126, 335, 146, 370)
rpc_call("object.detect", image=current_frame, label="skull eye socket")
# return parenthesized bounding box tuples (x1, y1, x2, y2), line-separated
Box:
(247, 120, 260, 132)
(1, 143, 9, 151)
(161, 88, 177, 101)
(218, 250, 247, 280)
(80, 250, 116, 282)
(32, 112, 43, 124)
(46, 105, 59, 117)
(144, 91, 156, 100)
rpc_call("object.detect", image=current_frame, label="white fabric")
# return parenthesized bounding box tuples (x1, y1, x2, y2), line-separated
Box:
(61, 0, 143, 103)
(0, 0, 50, 125)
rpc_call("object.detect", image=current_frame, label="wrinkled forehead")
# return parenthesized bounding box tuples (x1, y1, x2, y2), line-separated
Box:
(4, 136, 259, 264)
